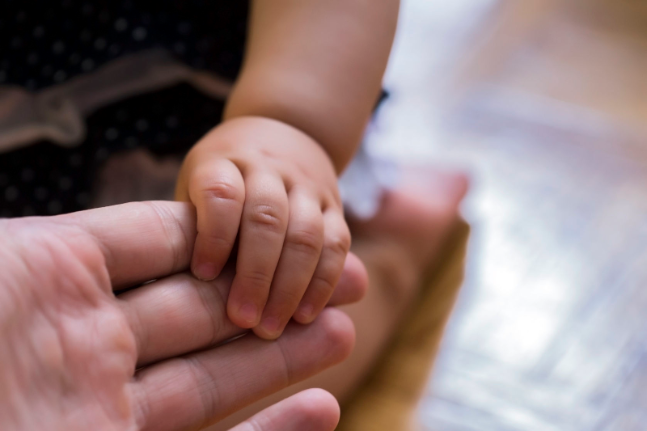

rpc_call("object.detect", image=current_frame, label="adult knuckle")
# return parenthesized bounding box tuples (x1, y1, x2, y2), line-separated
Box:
(145, 202, 191, 273)
(185, 356, 218, 426)
(192, 279, 225, 346)
(132, 385, 152, 429)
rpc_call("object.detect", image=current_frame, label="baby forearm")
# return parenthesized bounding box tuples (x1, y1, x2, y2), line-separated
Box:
(224, 0, 399, 174)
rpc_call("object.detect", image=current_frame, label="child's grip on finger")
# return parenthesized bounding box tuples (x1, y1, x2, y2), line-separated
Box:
(178, 117, 350, 340)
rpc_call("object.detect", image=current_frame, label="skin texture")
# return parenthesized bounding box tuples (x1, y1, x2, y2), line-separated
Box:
(176, 117, 350, 340)
(209, 169, 469, 431)
(226, 0, 400, 172)
(0, 201, 367, 431)
(229, 389, 341, 431)
(176, 0, 400, 339)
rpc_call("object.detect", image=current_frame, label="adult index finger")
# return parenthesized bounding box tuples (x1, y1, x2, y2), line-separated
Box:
(66, 201, 196, 289)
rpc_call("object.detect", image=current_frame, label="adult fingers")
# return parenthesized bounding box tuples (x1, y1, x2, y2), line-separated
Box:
(189, 158, 245, 281)
(294, 208, 351, 324)
(119, 268, 241, 367)
(254, 189, 323, 339)
(119, 253, 366, 367)
(227, 171, 288, 328)
(65, 201, 196, 289)
(132, 308, 355, 431)
(229, 389, 340, 431)
(327, 252, 369, 307)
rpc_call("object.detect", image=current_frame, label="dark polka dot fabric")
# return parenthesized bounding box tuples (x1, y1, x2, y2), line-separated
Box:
(0, 0, 249, 217)
(0, 0, 248, 89)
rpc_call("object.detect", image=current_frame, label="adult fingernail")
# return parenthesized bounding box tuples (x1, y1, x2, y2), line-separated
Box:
(194, 263, 217, 281)
(238, 303, 258, 325)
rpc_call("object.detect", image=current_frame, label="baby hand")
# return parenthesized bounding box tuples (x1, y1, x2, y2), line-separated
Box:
(176, 116, 351, 340)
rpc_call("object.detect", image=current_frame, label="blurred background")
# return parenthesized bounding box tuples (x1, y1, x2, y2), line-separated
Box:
(367, 0, 647, 429)
(1, 1, 646, 429)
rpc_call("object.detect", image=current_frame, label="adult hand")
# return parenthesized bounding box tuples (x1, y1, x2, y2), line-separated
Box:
(0, 202, 367, 431)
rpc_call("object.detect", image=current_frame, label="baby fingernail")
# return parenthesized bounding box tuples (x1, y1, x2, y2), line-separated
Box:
(195, 263, 217, 281)
(297, 304, 314, 321)
(238, 303, 258, 325)
(261, 317, 281, 336)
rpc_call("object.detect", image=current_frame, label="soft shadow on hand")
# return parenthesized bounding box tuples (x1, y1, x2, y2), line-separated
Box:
(0, 201, 367, 431)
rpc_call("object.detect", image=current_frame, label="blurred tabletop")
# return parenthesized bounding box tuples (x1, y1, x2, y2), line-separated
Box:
(368, 0, 647, 429)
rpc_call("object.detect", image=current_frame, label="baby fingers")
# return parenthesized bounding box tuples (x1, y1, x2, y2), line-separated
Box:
(293, 207, 351, 325)
(227, 170, 289, 328)
(189, 158, 245, 281)
(254, 188, 324, 339)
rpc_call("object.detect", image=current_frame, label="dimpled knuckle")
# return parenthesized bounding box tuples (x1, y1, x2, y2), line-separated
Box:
(311, 272, 337, 293)
(248, 204, 284, 232)
(327, 229, 351, 257)
(202, 180, 242, 205)
(274, 286, 305, 304)
(203, 234, 234, 250)
(286, 227, 322, 256)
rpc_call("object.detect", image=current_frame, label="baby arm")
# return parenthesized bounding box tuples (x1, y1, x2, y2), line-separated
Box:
(176, 0, 399, 340)
(226, 0, 400, 172)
